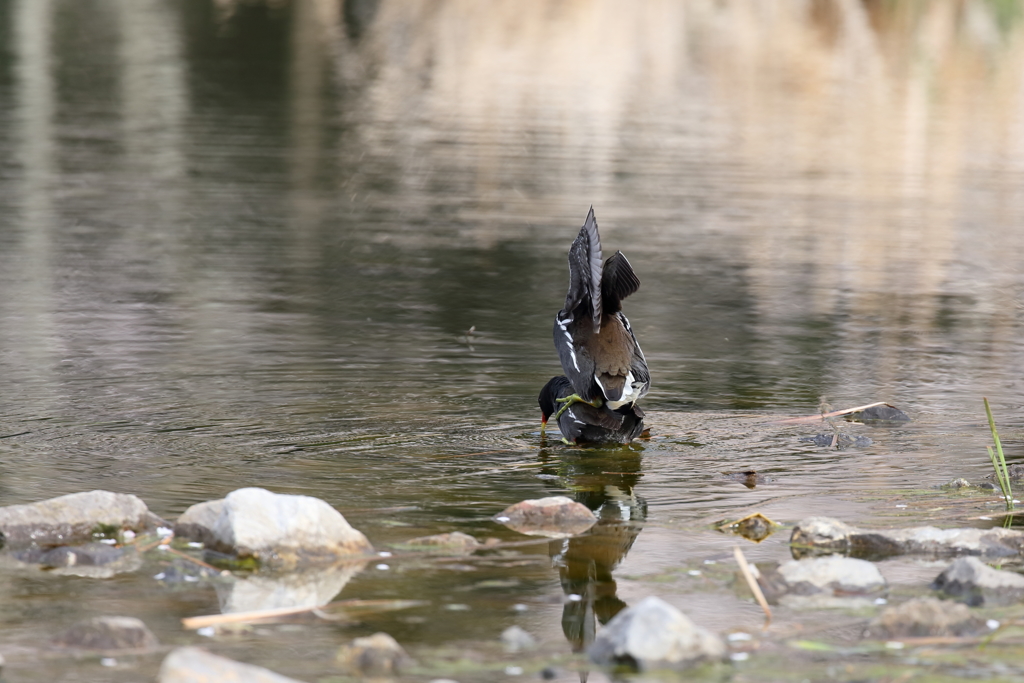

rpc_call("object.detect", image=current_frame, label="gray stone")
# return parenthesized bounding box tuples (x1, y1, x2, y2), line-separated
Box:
(791, 516, 1024, 559)
(0, 490, 163, 549)
(588, 596, 725, 671)
(402, 531, 481, 554)
(932, 556, 1024, 606)
(501, 625, 537, 652)
(759, 556, 885, 606)
(336, 632, 411, 676)
(174, 487, 373, 569)
(865, 597, 988, 638)
(494, 496, 597, 539)
(158, 646, 303, 683)
(53, 616, 158, 651)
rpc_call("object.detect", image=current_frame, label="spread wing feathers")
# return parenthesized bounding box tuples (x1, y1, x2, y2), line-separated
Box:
(564, 207, 604, 333)
(601, 251, 641, 314)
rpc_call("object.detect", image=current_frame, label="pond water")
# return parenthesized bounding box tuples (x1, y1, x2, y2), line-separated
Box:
(2, 1, 1024, 681)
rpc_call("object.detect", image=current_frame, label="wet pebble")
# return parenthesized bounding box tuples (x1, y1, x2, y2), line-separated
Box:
(931, 556, 1024, 606)
(336, 632, 411, 676)
(494, 496, 596, 538)
(588, 596, 725, 671)
(401, 531, 481, 554)
(721, 470, 775, 488)
(52, 616, 158, 651)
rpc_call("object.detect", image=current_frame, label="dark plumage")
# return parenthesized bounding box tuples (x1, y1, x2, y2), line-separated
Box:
(539, 376, 644, 444)
(553, 207, 650, 411)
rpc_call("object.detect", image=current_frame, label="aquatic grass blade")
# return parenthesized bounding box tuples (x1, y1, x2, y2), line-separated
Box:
(984, 398, 1013, 511)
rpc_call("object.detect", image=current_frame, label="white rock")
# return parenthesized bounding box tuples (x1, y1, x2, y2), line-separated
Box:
(588, 596, 725, 671)
(175, 488, 372, 569)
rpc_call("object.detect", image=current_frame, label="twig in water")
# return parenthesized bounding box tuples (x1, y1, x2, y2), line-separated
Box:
(733, 546, 771, 630)
(774, 401, 890, 425)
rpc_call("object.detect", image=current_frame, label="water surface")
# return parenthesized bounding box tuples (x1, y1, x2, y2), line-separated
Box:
(2, 1, 1024, 681)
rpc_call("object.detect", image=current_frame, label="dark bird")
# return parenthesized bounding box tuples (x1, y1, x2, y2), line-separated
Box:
(539, 375, 644, 444)
(547, 207, 650, 432)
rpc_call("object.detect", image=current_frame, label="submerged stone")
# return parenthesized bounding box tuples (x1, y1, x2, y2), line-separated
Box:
(37, 542, 124, 568)
(174, 487, 373, 569)
(401, 531, 481, 554)
(844, 404, 911, 425)
(494, 496, 596, 538)
(53, 616, 159, 651)
(791, 516, 1024, 559)
(759, 556, 886, 606)
(865, 597, 987, 639)
(716, 512, 777, 542)
(0, 490, 163, 549)
(158, 647, 302, 683)
(336, 632, 411, 676)
(931, 556, 1024, 607)
(799, 433, 872, 448)
(588, 596, 725, 671)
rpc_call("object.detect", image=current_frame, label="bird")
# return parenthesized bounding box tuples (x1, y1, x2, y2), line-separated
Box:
(546, 207, 650, 436)
(539, 375, 644, 444)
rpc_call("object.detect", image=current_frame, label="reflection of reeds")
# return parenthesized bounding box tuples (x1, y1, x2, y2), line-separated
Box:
(984, 397, 1013, 512)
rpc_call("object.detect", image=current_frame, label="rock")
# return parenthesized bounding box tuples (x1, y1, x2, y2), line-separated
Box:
(721, 471, 775, 488)
(0, 490, 164, 549)
(715, 512, 777, 542)
(214, 563, 365, 613)
(501, 625, 537, 652)
(53, 616, 159, 651)
(402, 532, 481, 554)
(931, 556, 1024, 606)
(865, 597, 988, 639)
(336, 632, 411, 676)
(494, 496, 597, 538)
(174, 488, 373, 569)
(791, 516, 1024, 559)
(158, 646, 303, 683)
(845, 404, 911, 425)
(588, 596, 725, 671)
(758, 556, 886, 606)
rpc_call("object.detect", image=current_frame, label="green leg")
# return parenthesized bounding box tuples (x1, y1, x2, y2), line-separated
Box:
(551, 393, 603, 422)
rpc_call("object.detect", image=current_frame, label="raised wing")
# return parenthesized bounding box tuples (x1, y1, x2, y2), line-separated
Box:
(601, 250, 640, 314)
(564, 207, 604, 334)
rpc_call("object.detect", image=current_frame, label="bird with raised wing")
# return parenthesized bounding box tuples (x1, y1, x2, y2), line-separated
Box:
(546, 207, 650, 438)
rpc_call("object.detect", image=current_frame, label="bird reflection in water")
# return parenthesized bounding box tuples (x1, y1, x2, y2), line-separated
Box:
(537, 445, 646, 653)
